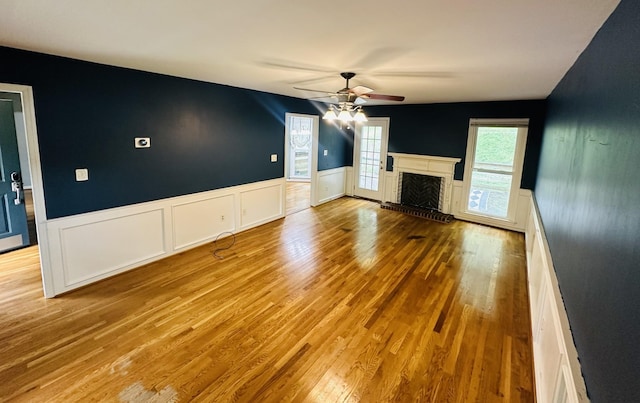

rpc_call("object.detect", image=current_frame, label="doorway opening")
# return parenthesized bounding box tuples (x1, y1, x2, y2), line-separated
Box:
(0, 92, 36, 252)
(0, 83, 51, 297)
(284, 113, 318, 215)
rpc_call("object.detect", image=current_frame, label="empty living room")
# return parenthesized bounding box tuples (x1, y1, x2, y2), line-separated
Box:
(0, 1, 638, 402)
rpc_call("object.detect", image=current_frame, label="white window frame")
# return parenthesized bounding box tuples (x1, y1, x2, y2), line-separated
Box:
(461, 118, 529, 224)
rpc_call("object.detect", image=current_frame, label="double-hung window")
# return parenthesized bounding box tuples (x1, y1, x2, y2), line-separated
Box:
(462, 118, 529, 222)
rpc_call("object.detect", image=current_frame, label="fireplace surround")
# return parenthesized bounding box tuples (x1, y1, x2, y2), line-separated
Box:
(387, 153, 460, 214)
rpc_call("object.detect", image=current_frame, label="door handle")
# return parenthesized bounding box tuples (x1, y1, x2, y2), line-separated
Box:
(10, 171, 22, 205)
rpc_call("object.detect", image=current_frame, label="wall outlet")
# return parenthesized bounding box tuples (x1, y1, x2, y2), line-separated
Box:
(323, 149, 328, 156)
(270, 154, 277, 162)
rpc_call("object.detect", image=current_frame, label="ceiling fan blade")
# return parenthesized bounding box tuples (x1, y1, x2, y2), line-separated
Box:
(362, 93, 405, 102)
(289, 75, 338, 86)
(374, 71, 454, 79)
(308, 95, 338, 100)
(351, 47, 409, 70)
(294, 86, 337, 96)
(351, 85, 374, 96)
(261, 60, 334, 73)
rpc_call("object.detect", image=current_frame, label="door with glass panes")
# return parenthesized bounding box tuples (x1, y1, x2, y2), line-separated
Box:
(353, 118, 389, 201)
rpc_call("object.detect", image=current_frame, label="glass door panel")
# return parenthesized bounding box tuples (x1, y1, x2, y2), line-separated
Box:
(353, 118, 389, 201)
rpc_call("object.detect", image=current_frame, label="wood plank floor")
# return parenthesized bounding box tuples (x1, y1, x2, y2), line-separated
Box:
(286, 181, 310, 216)
(0, 197, 534, 402)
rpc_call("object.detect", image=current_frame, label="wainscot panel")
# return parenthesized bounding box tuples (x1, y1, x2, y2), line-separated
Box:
(345, 167, 354, 196)
(172, 194, 235, 250)
(60, 209, 165, 286)
(45, 178, 285, 296)
(314, 167, 346, 205)
(239, 183, 284, 230)
(526, 194, 589, 403)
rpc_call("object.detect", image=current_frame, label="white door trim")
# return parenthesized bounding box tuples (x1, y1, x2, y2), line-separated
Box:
(0, 82, 53, 298)
(284, 113, 319, 208)
(460, 118, 529, 224)
(353, 117, 390, 201)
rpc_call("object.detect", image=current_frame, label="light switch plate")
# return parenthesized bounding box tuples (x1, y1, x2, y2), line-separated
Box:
(323, 149, 328, 156)
(75, 168, 89, 181)
(270, 154, 277, 162)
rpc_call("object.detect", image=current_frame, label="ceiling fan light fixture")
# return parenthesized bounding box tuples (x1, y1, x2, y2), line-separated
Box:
(322, 107, 338, 120)
(353, 108, 368, 122)
(337, 109, 354, 122)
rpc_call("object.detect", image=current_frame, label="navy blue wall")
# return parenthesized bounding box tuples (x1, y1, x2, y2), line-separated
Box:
(536, 1, 639, 401)
(368, 101, 546, 188)
(318, 122, 353, 171)
(0, 46, 350, 219)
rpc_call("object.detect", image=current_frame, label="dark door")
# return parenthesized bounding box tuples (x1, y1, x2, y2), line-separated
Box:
(0, 99, 29, 252)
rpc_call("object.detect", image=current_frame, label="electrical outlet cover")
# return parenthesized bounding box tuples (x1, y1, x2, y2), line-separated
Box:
(75, 168, 89, 181)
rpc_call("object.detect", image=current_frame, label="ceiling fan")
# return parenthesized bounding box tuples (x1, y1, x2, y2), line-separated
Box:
(295, 71, 405, 105)
(295, 72, 405, 122)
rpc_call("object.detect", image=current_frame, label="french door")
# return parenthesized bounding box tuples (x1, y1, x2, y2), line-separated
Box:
(353, 118, 389, 201)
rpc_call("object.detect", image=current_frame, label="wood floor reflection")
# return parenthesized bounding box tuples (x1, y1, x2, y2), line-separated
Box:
(286, 181, 310, 216)
(0, 197, 534, 402)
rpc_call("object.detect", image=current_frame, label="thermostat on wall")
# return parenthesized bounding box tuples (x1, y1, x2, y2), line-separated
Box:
(135, 137, 150, 148)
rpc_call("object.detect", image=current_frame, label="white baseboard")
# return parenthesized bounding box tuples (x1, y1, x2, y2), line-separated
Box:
(526, 194, 589, 403)
(44, 178, 285, 296)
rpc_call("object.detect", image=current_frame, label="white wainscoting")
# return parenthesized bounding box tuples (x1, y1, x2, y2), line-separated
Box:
(313, 167, 346, 206)
(452, 180, 530, 232)
(383, 171, 395, 202)
(345, 166, 354, 196)
(240, 183, 283, 228)
(45, 178, 285, 296)
(526, 195, 589, 403)
(172, 194, 235, 250)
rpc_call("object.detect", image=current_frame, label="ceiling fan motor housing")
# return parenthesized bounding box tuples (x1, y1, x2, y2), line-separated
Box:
(340, 72, 356, 80)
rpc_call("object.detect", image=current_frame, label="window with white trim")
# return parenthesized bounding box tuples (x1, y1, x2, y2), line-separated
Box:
(462, 119, 529, 221)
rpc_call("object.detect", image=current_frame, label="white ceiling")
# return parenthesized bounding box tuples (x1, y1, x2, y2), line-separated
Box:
(0, 0, 620, 105)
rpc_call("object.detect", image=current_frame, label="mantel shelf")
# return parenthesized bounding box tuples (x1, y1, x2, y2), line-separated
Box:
(388, 153, 461, 165)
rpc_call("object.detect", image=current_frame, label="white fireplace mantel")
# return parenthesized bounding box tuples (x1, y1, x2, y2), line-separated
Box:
(386, 153, 461, 214)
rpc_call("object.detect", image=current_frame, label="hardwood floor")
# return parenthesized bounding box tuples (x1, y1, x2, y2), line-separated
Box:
(286, 181, 310, 215)
(0, 197, 534, 402)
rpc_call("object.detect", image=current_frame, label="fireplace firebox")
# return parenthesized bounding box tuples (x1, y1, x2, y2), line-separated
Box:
(398, 172, 444, 211)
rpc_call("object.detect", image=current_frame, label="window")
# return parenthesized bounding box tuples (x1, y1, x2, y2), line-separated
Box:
(287, 115, 313, 180)
(462, 119, 529, 221)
